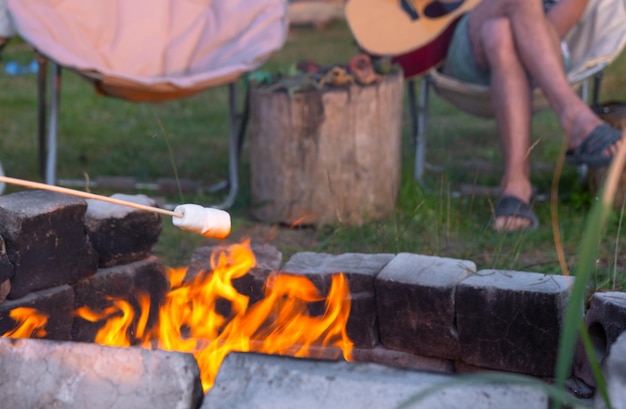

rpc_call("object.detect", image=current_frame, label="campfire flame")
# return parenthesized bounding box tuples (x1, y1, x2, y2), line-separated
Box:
(1, 307, 48, 339)
(2, 241, 354, 392)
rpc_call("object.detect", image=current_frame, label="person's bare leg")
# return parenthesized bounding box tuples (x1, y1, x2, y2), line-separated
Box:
(480, 18, 535, 231)
(468, 0, 616, 152)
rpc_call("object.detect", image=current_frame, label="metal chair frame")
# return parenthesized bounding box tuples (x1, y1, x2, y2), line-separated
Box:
(36, 58, 249, 210)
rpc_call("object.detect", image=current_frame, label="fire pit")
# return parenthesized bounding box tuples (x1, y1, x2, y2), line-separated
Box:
(0, 189, 625, 408)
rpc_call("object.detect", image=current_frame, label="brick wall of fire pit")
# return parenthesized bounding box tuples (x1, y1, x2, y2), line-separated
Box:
(1, 189, 626, 407)
(0, 190, 165, 341)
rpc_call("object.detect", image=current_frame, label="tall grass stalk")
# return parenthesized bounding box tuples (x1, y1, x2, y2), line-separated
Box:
(553, 131, 626, 409)
(551, 138, 571, 276)
(578, 322, 610, 407)
(613, 199, 626, 289)
(152, 109, 184, 204)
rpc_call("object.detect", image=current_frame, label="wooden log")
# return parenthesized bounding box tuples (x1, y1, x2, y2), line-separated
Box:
(249, 70, 404, 226)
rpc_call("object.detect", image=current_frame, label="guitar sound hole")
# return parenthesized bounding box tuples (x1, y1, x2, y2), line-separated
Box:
(424, 0, 465, 18)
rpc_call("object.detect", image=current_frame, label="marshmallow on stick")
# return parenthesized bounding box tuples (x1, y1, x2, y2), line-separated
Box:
(172, 204, 231, 239)
(0, 176, 231, 239)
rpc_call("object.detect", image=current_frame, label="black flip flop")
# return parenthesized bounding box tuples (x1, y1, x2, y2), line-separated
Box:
(565, 123, 623, 168)
(493, 195, 539, 231)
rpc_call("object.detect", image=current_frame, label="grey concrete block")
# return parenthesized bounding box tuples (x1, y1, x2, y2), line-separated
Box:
(456, 270, 572, 377)
(85, 194, 162, 267)
(0, 285, 74, 340)
(0, 190, 98, 299)
(0, 235, 13, 283)
(203, 352, 548, 409)
(71, 257, 168, 343)
(375, 253, 475, 359)
(0, 338, 203, 409)
(0, 278, 10, 303)
(352, 346, 454, 373)
(249, 341, 347, 361)
(575, 292, 626, 388)
(596, 331, 626, 409)
(282, 252, 394, 348)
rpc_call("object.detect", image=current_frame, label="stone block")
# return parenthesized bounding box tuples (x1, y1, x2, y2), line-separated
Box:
(0, 338, 202, 409)
(0, 235, 13, 283)
(575, 291, 626, 388)
(0, 278, 9, 303)
(85, 194, 162, 267)
(71, 257, 169, 343)
(202, 352, 548, 409)
(351, 346, 454, 373)
(0, 285, 74, 340)
(596, 331, 626, 409)
(456, 270, 572, 377)
(375, 253, 475, 359)
(0, 190, 98, 299)
(281, 252, 394, 348)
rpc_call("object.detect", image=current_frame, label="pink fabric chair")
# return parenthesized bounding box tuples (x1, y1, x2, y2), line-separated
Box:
(5, 0, 288, 208)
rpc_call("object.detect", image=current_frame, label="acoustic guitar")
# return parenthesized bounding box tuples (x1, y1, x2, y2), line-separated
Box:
(345, 0, 482, 78)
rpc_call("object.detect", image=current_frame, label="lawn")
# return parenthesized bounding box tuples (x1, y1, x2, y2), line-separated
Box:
(1, 19, 626, 293)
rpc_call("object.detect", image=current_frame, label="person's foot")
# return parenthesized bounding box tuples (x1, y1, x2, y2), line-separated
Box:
(567, 123, 624, 167)
(566, 112, 622, 166)
(492, 180, 534, 232)
(492, 195, 538, 232)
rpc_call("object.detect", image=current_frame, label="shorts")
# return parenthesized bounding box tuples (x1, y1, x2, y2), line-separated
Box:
(442, 14, 572, 86)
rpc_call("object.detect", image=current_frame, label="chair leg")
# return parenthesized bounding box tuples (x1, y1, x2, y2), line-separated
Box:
(591, 70, 604, 107)
(407, 79, 418, 142)
(211, 81, 249, 210)
(414, 76, 430, 183)
(45, 63, 62, 185)
(37, 56, 48, 180)
(38, 57, 62, 185)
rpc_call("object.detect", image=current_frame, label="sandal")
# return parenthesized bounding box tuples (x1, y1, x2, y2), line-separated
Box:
(493, 195, 539, 231)
(565, 123, 623, 168)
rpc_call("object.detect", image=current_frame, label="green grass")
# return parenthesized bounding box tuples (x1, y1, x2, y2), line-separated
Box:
(1, 20, 626, 295)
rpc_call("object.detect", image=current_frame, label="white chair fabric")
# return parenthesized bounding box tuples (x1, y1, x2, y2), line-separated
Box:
(3, 0, 288, 208)
(6, 0, 288, 100)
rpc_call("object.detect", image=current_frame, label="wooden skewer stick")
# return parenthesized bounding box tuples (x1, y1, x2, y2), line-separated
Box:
(0, 176, 183, 218)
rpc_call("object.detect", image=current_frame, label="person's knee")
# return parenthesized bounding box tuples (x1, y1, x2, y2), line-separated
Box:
(488, 0, 542, 15)
(480, 18, 517, 64)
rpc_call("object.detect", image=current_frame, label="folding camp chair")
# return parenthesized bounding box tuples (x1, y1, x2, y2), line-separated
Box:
(403, 0, 626, 183)
(5, 0, 288, 209)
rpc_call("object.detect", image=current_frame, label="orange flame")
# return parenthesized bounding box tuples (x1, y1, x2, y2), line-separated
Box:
(64, 240, 354, 391)
(2, 307, 48, 339)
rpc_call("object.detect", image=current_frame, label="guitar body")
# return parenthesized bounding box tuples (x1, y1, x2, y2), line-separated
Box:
(345, 0, 481, 77)
(390, 15, 461, 79)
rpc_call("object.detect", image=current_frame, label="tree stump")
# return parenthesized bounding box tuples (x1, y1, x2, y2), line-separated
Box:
(588, 102, 626, 208)
(249, 70, 404, 226)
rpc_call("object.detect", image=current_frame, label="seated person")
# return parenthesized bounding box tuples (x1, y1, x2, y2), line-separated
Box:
(443, 0, 624, 231)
